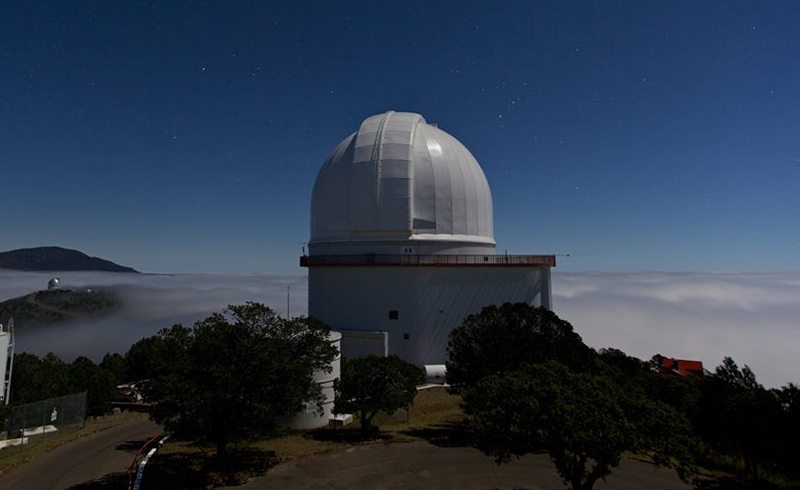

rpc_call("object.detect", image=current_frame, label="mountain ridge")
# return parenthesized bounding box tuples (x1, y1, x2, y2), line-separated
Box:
(0, 246, 138, 273)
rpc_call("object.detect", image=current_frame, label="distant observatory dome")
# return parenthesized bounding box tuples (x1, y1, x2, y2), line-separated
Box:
(310, 111, 495, 255)
(47, 277, 61, 289)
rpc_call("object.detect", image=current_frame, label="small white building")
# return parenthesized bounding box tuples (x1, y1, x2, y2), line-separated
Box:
(303, 111, 555, 366)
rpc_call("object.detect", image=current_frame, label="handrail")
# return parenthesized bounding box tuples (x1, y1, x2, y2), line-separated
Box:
(300, 254, 556, 268)
(127, 434, 170, 490)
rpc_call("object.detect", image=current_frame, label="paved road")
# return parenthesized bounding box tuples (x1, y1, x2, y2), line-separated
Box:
(242, 440, 690, 490)
(0, 413, 161, 489)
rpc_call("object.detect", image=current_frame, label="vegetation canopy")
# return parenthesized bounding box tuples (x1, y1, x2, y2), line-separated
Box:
(464, 361, 695, 490)
(446, 302, 593, 390)
(333, 355, 424, 435)
(131, 302, 337, 457)
(7, 352, 120, 417)
(447, 303, 699, 490)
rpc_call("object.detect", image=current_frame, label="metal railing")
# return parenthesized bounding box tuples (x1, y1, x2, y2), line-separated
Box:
(300, 254, 556, 268)
(127, 433, 170, 490)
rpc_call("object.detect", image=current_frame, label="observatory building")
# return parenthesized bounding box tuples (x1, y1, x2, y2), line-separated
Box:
(302, 111, 555, 367)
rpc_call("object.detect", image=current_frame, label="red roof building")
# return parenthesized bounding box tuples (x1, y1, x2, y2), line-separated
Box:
(659, 357, 705, 378)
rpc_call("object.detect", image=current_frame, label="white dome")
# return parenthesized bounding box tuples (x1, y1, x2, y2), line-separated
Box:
(310, 111, 495, 254)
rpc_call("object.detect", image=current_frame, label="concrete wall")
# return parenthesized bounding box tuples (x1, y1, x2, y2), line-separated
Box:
(284, 331, 342, 429)
(309, 266, 551, 366)
(0, 332, 9, 402)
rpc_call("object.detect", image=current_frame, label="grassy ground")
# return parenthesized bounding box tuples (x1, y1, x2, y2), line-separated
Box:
(376, 386, 464, 431)
(0, 411, 147, 476)
(0, 389, 464, 488)
(7, 389, 789, 489)
(143, 387, 464, 488)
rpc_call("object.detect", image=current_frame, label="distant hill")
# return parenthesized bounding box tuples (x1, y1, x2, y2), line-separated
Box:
(0, 247, 138, 273)
(0, 287, 120, 328)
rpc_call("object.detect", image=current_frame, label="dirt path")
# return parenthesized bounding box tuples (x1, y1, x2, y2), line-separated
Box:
(239, 440, 690, 490)
(0, 412, 161, 489)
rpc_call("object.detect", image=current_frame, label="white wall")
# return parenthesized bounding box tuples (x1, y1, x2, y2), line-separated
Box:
(0, 332, 9, 402)
(309, 266, 552, 366)
(283, 332, 342, 429)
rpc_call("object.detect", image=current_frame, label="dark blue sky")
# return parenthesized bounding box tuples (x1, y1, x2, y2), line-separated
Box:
(2, 1, 798, 273)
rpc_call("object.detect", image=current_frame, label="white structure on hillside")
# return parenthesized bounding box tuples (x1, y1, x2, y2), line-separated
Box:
(303, 111, 555, 366)
(0, 318, 15, 404)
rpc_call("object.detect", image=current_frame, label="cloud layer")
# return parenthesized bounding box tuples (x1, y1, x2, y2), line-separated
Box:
(0, 270, 307, 362)
(1, 269, 797, 388)
(553, 272, 800, 388)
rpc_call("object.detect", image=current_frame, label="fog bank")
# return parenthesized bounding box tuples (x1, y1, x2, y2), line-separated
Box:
(554, 271, 800, 388)
(2, 269, 797, 388)
(0, 270, 308, 362)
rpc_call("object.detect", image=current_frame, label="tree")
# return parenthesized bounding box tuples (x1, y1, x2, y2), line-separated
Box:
(446, 303, 594, 389)
(598, 349, 703, 425)
(774, 383, 800, 478)
(125, 332, 176, 383)
(69, 356, 116, 416)
(0, 403, 10, 433)
(9, 352, 70, 404)
(715, 356, 759, 390)
(137, 303, 337, 458)
(598, 348, 649, 378)
(8, 353, 46, 404)
(464, 362, 695, 490)
(99, 353, 127, 385)
(333, 355, 424, 435)
(695, 357, 782, 480)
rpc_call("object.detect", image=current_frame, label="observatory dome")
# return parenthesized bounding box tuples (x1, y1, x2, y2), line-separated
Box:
(310, 111, 495, 254)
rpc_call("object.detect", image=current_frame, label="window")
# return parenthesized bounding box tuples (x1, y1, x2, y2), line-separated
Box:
(389, 310, 399, 320)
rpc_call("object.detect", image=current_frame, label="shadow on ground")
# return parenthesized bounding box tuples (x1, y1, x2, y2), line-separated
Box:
(115, 437, 154, 452)
(147, 447, 277, 489)
(68, 472, 127, 489)
(68, 438, 151, 489)
(693, 476, 785, 490)
(70, 446, 278, 490)
(401, 421, 474, 448)
(310, 427, 391, 444)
